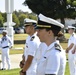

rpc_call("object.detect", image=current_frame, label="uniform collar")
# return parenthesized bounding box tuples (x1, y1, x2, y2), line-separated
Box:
(71, 32, 75, 36)
(30, 32, 37, 38)
(46, 42, 56, 51)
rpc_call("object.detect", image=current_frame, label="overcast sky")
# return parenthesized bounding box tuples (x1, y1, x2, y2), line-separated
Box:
(0, 0, 32, 13)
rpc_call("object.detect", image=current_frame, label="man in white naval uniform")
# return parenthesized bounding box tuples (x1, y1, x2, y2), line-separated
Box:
(0, 30, 13, 70)
(35, 14, 66, 75)
(20, 18, 41, 75)
(66, 26, 76, 75)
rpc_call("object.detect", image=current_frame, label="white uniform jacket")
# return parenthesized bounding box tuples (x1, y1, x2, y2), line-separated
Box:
(36, 42, 66, 75)
(0, 35, 13, 48)
(68, 32, 76, 61)
(68, 32, 76, 75)
(24, 32, 41, 75)
(68, 32, 76, 51)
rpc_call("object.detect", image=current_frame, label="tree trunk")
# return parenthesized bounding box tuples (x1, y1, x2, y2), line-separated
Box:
(58, 18, 68, 43)
(60, 17, 65, 33)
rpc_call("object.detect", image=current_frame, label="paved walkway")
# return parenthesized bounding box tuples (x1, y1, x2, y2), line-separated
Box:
(0, 54, 22, 69)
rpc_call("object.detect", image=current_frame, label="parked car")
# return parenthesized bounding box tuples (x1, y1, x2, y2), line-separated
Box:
(20, 28, 24, 34)
(14, 27, 24, 34)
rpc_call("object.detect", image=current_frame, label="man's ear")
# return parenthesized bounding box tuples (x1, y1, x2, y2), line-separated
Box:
(48, 30, 52, 34)
(48, 30, 54, 36)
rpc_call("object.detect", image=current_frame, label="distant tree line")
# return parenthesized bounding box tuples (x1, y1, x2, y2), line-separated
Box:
(0, 10, 37, 27)
(0, 0, 76, 28)
(23, 0, 76, 25)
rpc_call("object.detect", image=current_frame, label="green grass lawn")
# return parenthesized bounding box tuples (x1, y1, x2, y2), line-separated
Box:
(65, 62, 70, 75)
(0, 62, 70, 75)
(0, 34, 28, 41)
(14, 34, 28, 41)
(0, 68, 21, 75)
(64, 33, 70, 39)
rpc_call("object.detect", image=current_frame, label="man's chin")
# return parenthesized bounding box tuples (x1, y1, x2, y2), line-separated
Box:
(40, 39, 44, 42)
(38, 37, 44, 42)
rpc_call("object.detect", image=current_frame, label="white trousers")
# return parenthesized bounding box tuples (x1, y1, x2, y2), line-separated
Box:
(68, 51, 76, 75)
(1, 48, 11, 69)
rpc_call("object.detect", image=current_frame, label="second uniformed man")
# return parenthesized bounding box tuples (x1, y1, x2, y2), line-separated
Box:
(66, 26, 76, 75)
(20, 18, 41, 75)
(0, 30, 13, 70)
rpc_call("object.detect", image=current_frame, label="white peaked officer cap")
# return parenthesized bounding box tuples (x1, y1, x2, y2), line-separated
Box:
(2, 30, 8, 34)
(36, 14, 64, 30)
(24, 18, 37, 27)
(68, 26, 75, 29)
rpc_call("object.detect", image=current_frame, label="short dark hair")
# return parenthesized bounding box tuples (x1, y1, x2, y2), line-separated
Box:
(68, 28, 75, 31)
(45, 28, 61, 36)
(51, 29, 60, 36)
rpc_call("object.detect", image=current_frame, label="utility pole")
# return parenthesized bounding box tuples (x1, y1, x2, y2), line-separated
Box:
(4, 0, 16, 46)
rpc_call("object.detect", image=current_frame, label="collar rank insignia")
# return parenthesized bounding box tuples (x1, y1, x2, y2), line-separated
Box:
(30, 36, 35, 41)
(54, 43, 61, 52)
